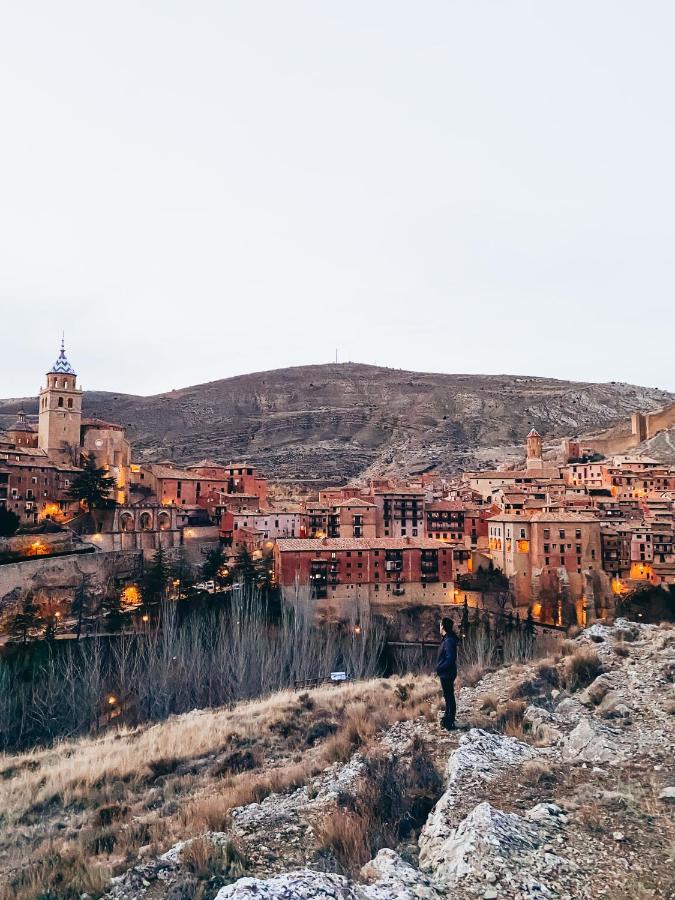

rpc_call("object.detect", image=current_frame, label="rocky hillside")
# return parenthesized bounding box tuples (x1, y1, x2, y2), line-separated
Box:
(1, 365, 671, 482)
(1, 619, 673, 899)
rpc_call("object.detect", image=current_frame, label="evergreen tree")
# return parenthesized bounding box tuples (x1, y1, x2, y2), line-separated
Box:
(202, 545, 228, 587)
(100, 591, 131, 632)
(7, 596, 43, 644)
(255, 552, 275, 593)
(141, 546, 170, 615)
(172, 548, 195, 598)
(461, 596, 470, 637)
(0, 506, 20, 537)
(71, 577, 97, 640)
(67, 453, 117, 528)
(525, 607, 536, 637)
(234, 546, 257, 587)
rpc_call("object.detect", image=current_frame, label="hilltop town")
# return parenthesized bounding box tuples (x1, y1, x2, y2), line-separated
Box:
(2, 341, 675, 636)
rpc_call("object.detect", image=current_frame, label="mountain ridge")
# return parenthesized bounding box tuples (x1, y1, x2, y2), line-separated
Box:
(1, 364, 672, 483)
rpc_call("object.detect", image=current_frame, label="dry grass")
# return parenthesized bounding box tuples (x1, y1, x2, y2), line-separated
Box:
(478, 692, 499, 713)
(180, 835, 248, 879)
(0, 845, 111, 900)
(520, 758, 559, 787)
(0, 676, 434, 823)
(459, 663, 487, 687)
(494, 700, 527, 738)
(561, 646, 604, 692)
(0, 674, 438, 897)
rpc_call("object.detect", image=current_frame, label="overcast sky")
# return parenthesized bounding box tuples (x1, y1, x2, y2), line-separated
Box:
(1, 2, 674, 397)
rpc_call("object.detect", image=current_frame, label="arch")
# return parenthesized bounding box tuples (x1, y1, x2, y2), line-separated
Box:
(157, 511, 171, 532)
(139, 512, 152, 531)
(120, 512, 135, 533)
(58, 397, 64, 408)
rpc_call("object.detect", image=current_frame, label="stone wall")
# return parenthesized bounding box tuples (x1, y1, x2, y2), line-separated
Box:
(0, 549, 142, 614)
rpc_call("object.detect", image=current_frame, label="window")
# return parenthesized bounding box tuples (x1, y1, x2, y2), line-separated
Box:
(67, 398, 73, 409)
(559, 530, 566, 539)
(58, 397, 64, 408)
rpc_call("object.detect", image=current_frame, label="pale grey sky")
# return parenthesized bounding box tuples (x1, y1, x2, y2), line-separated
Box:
(1, 2, 674, 397)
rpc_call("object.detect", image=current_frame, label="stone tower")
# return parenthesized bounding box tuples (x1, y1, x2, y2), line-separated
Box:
(38, 338, 83, 465)
(526, 428, 543, 471)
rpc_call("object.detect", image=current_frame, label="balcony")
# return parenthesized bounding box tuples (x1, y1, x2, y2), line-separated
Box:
(420, 572, 439, 583)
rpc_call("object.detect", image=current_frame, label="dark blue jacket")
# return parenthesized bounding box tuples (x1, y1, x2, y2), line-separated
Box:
(437, 633, 458, 677)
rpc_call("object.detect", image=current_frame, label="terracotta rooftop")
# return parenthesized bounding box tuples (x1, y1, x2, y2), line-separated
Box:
(331, 498, 376, 508)
(488, 511, 600, 523)
(275, 537, 449, 552)
(82, 417, 124, 431)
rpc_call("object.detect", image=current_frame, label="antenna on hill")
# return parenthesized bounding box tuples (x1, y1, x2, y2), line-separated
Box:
(335, 348, 338, 364)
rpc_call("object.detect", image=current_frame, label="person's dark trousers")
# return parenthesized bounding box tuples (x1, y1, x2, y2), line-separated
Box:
(440, 666, 457, 726)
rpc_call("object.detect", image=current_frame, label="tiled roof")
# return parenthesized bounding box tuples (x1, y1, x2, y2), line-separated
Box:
(275, 537, 449, 552)
(489, 511, 600, 523)
(48, 338, 76, 376)
(82, 417, 124, 430)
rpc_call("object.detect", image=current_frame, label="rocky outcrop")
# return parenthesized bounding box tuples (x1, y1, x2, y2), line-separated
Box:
(418, 729, 538, 871)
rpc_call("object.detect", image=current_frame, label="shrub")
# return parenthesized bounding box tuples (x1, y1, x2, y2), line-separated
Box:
(520, 758, 558, 787)
(305, 720, 339, 746)
(561, 647, 604, 692)
(147, 756, 181, 779)
(535, 657, 560, 687)
(478, 692, 499, 712)
(213, 747, 262, 775)
(460, 664, 486, 687)
(180, 836, 248, 879)
(316, 737, 442, 874)
(94, 802, 129, 827)
(494, 700, 527, 737)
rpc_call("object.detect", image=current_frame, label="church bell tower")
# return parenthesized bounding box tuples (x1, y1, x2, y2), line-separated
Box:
(38, 338, 83, 465)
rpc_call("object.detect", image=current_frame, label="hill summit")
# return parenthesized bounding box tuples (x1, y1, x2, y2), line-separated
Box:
(1, 364, 671, 483)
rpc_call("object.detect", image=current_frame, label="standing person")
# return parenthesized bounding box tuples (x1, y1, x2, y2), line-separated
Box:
(437, 617, 459, 730)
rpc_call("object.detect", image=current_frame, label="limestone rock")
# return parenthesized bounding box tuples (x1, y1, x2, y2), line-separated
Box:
(658, 787, 675, 803)
(554, 697, 586, 724)
(561, 718, 621, 764)
(523, 706, 562, 744)
(419, 730, 538, 871)
(360, 849, 443, 898)
(596, 691, 632, 720)
(579, 674, 616, 707)
(214, 852, 441, 900)
(214, 871, 360, 899)
(432, 802, 540, 882)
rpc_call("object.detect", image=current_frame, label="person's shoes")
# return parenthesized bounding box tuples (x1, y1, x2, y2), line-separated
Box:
(441, 719, 456, 731)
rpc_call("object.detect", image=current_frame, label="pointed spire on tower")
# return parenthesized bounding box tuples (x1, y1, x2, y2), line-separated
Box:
(47, 335, 77, 376)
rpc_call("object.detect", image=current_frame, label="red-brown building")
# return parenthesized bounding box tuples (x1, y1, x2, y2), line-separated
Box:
(273, 537, 453, 607)
(0, 442, 79, 525)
